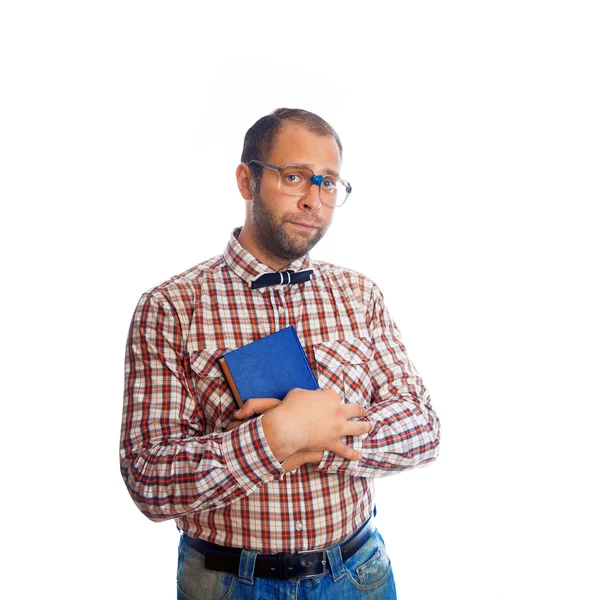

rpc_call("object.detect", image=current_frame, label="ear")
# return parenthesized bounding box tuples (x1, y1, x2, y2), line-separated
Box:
(236, 163, 254, 201)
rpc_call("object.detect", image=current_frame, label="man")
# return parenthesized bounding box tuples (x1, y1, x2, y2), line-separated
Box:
(120, 108, 440, 599)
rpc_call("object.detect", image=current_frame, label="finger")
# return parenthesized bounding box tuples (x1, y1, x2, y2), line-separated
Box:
(340, 403, 367, 419)
(343, 421, 373, 437)
(225, 420, 245, 432)
(283, 450, 324, 473)
(233, 397, 281, 419)
(329, 440, 364, 462)
(320, 388, 341, 401)
(282, 454, 302, 473)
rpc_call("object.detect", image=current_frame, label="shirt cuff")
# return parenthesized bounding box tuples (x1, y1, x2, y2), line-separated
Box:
(222, 415, 284, 493)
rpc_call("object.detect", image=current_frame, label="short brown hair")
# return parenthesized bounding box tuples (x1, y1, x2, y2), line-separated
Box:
(241, 108, 343, 178)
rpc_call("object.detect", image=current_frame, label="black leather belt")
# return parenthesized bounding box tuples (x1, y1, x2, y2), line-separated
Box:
(182, 516, 375, 580)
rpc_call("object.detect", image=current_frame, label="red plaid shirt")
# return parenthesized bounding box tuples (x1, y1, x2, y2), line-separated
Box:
(120, 228, 440, 553)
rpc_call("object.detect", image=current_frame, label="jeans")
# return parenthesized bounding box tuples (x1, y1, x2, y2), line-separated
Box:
(176, 528, 397, 600)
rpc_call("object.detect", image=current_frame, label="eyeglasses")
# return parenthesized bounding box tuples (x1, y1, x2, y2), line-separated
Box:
(248, 160, 352, 207)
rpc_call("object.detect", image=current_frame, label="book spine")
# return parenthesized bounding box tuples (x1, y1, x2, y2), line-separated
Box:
(219, 357, 244, 409)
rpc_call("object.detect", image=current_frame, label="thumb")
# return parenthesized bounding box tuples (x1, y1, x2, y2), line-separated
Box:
(233, 397, 281, 418)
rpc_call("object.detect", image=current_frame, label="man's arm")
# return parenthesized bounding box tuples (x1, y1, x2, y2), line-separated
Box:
(227, 396, 364, 473)
(119, 291, 285, 521)
(314, 284, 441, 477)
(231, 284, 439, 477)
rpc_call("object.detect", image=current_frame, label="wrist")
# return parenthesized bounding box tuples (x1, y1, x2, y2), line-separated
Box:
(261, 408, 302, 463)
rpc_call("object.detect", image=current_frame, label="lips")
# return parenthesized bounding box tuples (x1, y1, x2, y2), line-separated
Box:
(288, 221, 319, 230)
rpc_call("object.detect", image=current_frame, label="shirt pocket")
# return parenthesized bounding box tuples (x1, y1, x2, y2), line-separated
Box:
(312, 337, 374, 408)
(189, 348, 237, 432)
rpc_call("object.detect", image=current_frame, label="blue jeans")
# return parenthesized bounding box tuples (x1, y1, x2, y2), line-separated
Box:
(177, 528, 397, 600)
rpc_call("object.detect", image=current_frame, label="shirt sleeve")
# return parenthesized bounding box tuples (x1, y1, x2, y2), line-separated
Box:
(316, 284, 440, 477)
(119, 292, 284, 522)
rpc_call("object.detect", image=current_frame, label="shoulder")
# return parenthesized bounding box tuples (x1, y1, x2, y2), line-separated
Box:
(312, 259, 383, 304)
(140, 254, 226, 315)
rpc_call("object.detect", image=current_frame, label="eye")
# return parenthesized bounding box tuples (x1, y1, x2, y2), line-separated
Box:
(282, 168, 308, 187)
(322, 178, 337, 191)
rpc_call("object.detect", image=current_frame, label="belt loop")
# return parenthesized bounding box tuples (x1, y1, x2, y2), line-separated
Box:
(325, 544, 346, 582)
(238, 550, 258, 585)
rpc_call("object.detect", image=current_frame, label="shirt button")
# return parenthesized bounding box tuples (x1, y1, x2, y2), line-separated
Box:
(296, 521, 303, 531)
(278, 306, 286, 313)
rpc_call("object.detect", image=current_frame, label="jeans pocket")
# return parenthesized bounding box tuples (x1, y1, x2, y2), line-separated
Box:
(356, 548, 391, 587)
(344, 530, 393, 591)
(177, 538, 236, 600)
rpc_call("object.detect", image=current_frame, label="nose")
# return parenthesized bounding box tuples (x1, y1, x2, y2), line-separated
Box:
(299, 181, 322, 211)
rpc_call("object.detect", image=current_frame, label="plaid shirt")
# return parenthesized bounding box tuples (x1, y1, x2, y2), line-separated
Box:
(120, 228, 440, 553)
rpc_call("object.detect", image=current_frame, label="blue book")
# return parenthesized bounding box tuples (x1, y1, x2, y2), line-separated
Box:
(219, 326, 319, 408)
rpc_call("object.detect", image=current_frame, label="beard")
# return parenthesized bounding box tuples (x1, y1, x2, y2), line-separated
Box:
(250, 189, 331, 263)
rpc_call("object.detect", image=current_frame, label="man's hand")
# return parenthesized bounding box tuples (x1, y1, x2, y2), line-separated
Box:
(226, 397, 325, 471)
(262, 388, 372, 464)
(225, 398, 281, 432)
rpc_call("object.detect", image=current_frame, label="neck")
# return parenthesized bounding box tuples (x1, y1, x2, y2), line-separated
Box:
(237, 227, 290, 271)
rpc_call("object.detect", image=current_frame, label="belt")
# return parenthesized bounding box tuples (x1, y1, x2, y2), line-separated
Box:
(182, 516, 375, 580)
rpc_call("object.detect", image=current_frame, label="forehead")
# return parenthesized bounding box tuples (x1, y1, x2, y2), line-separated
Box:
(266, 125, 341, 173)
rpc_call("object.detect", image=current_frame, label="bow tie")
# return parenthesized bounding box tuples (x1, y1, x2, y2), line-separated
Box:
(251, 269, 314, 290)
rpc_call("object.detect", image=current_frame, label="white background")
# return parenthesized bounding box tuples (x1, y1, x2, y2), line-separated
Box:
(1, 1, 598, 598)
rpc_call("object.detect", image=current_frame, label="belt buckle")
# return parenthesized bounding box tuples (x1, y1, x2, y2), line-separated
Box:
(288, 550, 327, 580)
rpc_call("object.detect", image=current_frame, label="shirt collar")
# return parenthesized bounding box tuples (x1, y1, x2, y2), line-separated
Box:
(223, 227, 313, 289)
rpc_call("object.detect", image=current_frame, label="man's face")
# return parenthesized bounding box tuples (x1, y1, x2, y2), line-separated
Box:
(248, 125, 340, 265)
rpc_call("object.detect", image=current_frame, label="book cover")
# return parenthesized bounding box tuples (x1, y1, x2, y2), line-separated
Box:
(219, 326, 319, 408)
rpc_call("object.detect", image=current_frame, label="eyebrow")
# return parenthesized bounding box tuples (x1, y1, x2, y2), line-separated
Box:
(291, 163, 340, 178)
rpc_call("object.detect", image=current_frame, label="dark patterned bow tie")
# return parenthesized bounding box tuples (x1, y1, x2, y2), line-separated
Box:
(251, 269, 314, 290)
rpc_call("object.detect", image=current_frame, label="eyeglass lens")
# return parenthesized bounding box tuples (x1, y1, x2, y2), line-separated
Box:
(280, 166, 349, 206)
